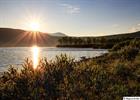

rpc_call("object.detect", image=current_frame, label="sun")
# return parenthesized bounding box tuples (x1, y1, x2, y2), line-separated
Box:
(29, 21, 40, 31)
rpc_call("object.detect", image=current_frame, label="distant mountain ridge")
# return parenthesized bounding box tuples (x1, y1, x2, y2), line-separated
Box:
(0, 28, 139, 47)
(98, 31, 140, 39)
(50, 32, 67, 37)
(0, 28, 60, 47)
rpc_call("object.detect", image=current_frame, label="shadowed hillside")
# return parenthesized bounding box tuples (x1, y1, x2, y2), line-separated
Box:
(57, 31, 140, 48)
(98, 31, 140, 39)
(0, 28, 60, 47)
(0, 28, 140, 47)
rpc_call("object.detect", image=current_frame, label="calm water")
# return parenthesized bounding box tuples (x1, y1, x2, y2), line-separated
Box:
(0, 47, 108, 72)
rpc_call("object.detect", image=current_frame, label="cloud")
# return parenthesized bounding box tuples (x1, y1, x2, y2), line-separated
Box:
(112, 24, 119, 28)
(129, 24, 140, 32)
(129, 27, 137, 32)
(137, 23, 140, 26)
(60, 4, 80, 14)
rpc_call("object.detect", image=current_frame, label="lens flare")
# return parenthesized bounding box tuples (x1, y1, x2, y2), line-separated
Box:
(30, 21, 40, 31)
(32, 46, 39, 69)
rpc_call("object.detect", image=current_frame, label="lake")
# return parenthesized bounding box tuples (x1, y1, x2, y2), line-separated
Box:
(0, 47, 108, 72)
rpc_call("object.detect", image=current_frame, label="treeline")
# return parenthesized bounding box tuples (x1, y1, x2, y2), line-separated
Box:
(57, 36, 135, 48)
(0, 39, 140, 99)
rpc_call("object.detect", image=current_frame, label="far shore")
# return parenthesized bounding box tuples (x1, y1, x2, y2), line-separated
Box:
(0, 45, 111, 49)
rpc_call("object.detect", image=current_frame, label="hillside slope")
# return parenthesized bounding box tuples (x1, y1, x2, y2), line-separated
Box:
(99, 31, 140, 39)
(0, 28, 60, 47)
(0, 28, 140, 47)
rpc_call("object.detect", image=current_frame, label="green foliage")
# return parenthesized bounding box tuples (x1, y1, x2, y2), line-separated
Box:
(57, 36, 135, 49)
(0, 52, 140, 99)
(0, 39, 140, 99)
(111, 40, 131, 51)
(111, 39, 140, 51)
(108, 39, 140, 61)
(119, 46, 139, 61)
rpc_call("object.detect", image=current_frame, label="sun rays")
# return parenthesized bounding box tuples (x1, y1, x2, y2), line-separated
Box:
(16, 14, 44, 69)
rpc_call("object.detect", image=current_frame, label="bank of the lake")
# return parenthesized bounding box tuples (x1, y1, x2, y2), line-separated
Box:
(0, 39, 140, 99)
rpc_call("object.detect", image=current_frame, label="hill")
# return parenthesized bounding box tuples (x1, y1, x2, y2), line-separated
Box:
(57, 31, 140, 48)
(50, 32, 67, 37)
(0, 28, 60, 47)
(98, 31, 140, 39)
(0, 28, 140, 47)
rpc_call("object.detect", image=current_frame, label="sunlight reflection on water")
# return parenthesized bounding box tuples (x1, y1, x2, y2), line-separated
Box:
(32, 46, 39, 69)
(0, 47, 108, 72)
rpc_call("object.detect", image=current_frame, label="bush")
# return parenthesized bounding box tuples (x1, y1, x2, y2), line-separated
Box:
(119, 46, 139, 61)
(111, 40, 131, 51)
(0, 52, 140, 99)
(109, 39, 140, 61)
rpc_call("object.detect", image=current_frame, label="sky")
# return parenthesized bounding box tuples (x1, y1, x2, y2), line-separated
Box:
(0, 0, 140, 36)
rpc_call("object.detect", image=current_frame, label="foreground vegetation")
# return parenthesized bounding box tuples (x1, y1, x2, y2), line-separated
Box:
(0, 39, 140, 100)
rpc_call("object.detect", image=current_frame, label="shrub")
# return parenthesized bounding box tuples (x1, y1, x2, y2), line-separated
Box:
(119, 46, 139, 61)
(0, 52, 140, 99)
(111, 40, 131, 51)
